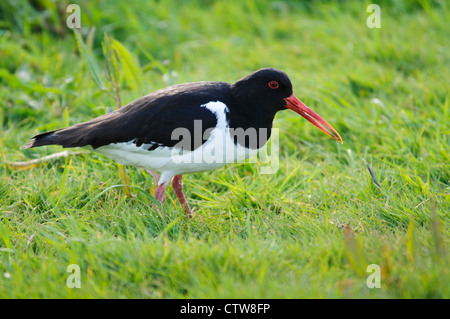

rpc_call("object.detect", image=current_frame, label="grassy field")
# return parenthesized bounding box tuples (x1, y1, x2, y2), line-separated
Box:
(0, 0, 448, 299)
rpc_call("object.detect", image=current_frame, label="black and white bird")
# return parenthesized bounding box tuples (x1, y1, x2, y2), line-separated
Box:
(24, 68, 342, 218)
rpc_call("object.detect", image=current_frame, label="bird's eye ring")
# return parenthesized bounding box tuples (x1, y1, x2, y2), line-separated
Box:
(268, 81, 279, 89)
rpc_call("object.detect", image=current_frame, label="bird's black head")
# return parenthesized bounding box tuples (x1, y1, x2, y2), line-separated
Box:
(231, 68, 293, 112)
(230, 68, 343, 143)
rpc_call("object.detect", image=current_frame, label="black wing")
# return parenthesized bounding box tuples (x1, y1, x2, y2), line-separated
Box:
(25, 81, 231, 151)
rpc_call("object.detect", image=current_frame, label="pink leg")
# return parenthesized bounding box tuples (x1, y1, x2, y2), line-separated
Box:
(154, 182, 167, 203)
(171, 175, 193, 218)
(146, 169, 162, 201)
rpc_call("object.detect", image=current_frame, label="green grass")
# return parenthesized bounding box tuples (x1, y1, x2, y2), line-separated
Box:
(0, 0, 449, 298)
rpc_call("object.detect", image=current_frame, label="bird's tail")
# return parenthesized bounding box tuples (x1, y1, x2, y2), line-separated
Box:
(24, 111, 121, 149)
(23, 124, 90, 149)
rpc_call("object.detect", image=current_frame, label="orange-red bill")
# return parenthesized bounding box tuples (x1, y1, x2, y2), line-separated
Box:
(284, 94, 343, 143)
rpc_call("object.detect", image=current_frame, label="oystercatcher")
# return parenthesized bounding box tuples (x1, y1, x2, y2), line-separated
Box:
(24, 68, 342, 218)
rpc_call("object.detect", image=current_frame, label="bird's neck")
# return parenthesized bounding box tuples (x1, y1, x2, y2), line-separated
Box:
(227, 103, 277, 150)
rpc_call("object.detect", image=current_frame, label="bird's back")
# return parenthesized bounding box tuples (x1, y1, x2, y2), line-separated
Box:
(25, 81, 232, 151)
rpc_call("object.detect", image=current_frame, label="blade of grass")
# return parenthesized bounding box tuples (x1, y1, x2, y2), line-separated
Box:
(73, 29, 106, 91)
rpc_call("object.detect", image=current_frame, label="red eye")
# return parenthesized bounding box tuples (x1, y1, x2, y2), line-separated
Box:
(268, 81, 279, 89)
